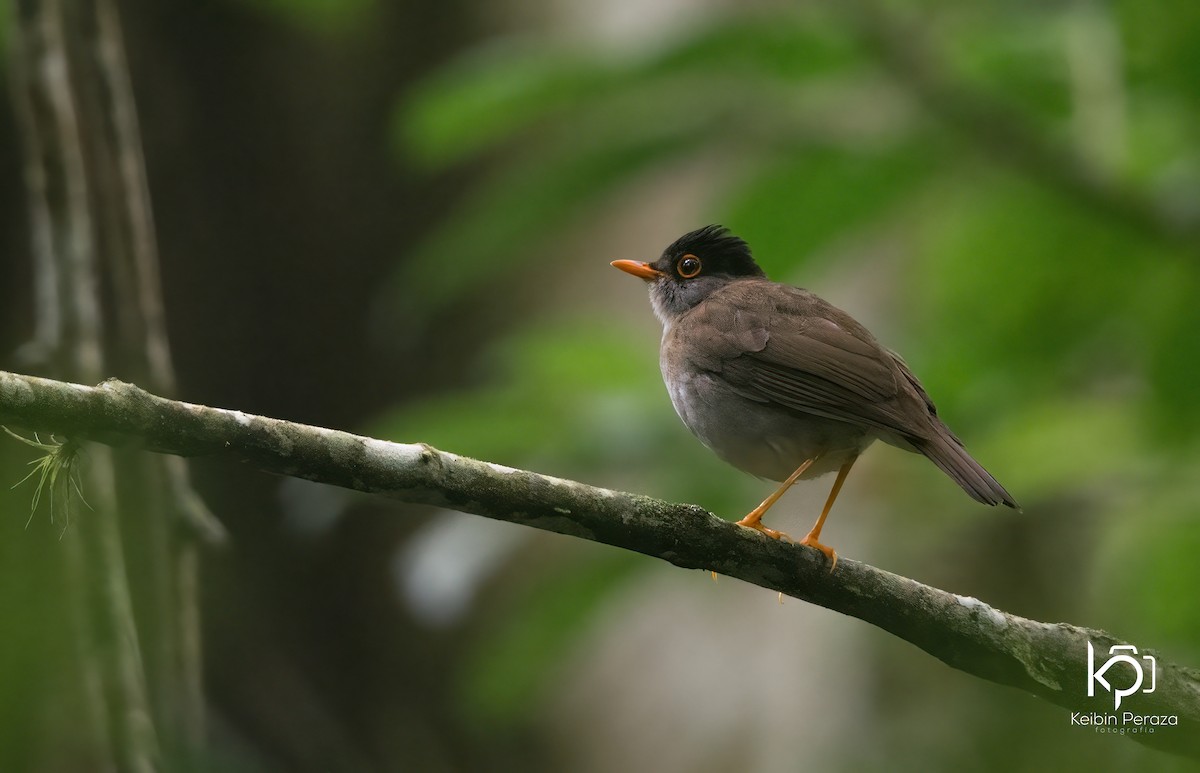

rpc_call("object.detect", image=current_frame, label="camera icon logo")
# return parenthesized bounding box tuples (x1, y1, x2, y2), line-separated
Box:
(1087, 642, 1156, 710)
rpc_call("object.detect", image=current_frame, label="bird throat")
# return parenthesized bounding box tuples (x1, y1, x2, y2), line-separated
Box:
(648, 282, 674, 329)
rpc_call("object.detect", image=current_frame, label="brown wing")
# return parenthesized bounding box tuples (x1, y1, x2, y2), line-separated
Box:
(674, 279, 1018, 507)
(681, 280, 932, 439)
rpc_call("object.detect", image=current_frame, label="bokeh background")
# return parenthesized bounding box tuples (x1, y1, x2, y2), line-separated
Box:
(2, 0, 1199, 770)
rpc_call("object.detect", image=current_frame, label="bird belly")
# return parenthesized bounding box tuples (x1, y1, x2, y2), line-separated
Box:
(663, 368, 872, 482)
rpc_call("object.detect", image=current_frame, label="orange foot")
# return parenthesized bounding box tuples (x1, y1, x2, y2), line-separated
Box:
(798, 533, 838, 573)
(734, 516, 795, 543)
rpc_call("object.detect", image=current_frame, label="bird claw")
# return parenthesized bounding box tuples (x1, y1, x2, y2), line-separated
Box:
(735, 514, 837, 572)
(734, 517, 795, 543)
(798, 533, 838, 573)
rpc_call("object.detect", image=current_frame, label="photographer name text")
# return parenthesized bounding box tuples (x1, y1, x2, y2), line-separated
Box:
(1070, 711, 1178, 734)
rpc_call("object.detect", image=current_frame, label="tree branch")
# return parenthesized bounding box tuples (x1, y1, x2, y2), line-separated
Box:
(1, 370, 1198, 759)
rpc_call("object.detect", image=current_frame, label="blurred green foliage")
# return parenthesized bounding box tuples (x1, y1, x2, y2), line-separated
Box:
(458, 549, 641, 728)
(377, 1, 1200, 768)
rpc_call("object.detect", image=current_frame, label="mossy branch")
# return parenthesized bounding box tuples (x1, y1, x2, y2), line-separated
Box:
(1, 369, 1198, 760)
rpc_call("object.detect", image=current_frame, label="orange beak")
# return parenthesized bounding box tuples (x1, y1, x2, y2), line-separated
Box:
(610, 259, 664, 281)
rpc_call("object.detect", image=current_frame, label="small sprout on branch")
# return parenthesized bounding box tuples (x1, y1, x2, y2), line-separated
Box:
(4, 427, 89, 535)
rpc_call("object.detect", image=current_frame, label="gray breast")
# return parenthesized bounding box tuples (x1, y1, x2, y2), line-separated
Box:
(660, 335, 874, 482)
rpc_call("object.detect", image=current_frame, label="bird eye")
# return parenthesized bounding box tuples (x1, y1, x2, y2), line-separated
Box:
(677, 255, 702, 278)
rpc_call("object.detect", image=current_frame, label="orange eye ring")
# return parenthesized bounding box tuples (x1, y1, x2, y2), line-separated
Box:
(677, 254, 702, 278)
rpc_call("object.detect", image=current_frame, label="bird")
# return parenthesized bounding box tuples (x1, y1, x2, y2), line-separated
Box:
(611, 225, 1017, 570)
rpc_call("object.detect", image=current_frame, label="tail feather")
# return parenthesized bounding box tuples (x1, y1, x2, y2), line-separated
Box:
(912, 425, 1018, 509)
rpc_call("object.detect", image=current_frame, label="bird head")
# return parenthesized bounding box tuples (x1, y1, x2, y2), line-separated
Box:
(611, 225, 765, 324)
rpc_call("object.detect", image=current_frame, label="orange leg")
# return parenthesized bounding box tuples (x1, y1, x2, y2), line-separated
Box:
(734, 457, 816, 542)
(798, 456, 858, 572)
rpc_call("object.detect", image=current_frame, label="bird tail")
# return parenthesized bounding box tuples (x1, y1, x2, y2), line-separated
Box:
(911, 423, 1019, 509)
